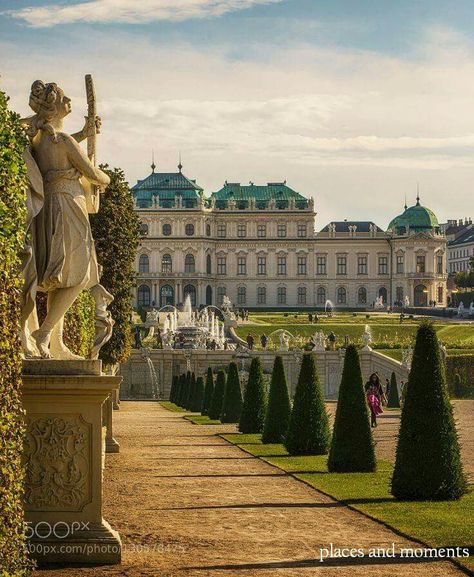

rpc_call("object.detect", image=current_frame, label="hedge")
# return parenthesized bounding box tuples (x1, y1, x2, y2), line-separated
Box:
(0, 90, 31, 576)
(446, 355, 474, 398)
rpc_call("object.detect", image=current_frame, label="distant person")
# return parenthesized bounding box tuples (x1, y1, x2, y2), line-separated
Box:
(260, 334, 268, 349)
(365, 373, 384, 427)
(308, 312, 313, 323)
(328, 331, 336, 350)
(246, 333, 255, 350)
(134, 328, 142, 349)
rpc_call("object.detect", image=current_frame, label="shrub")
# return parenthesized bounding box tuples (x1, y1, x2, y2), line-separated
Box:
(221, 362, 243, 423)
(202, 368, 214, 415)
(177, 374, 186, 407)
(170, 375, 178, 403)
(285, 353, 330, 455)
(0, 90, 31, 576)
(391, 322, 467, 500)
(90, 166, 140, 366)
(262, 356, 291, 443)
(190, 377, 205, 412)
(328, 345, 375, 472)
(387, 371, 400, 408)
(185, 373, 196, 410)
(239, 357, 267, 433)
(209, 370, 226, 420)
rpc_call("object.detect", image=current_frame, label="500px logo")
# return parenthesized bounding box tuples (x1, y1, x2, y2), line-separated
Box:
(25, 521, 90, 539)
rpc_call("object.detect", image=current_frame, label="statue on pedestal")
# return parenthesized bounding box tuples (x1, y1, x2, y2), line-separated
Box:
(20, 77, 113, 360)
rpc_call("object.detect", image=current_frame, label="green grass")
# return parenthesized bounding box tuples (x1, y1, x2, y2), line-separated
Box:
(184, 415, 222, 425)
(222, 432, 474, 572)
(160, 401, 186, 412)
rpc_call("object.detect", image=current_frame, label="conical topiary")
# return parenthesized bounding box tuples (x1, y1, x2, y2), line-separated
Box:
(221, 362, 243, 423)
(176, 374, 186, 407)
(190, 376, 205, 412)
(387, 371, 400, 408)
(262, 356, 291, 443)
(208, 370, 226, 420)
(171, 375, 180, 403)
(182, 372, 191, 409)
(239, 357, 267, 433)
(186, 373, 196, 410)
(285, 353, 331, 455)
(391, 322, 467, 500)
(202, 368, 214, 415)
(328, 345, 375, 472)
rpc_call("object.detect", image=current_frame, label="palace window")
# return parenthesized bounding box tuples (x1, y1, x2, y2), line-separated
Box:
(437, 255, 443, 274)
(297, 286, 307, 304)
(137, 284, 151, 307)
(206, 223, 211, 237)
(185, 254, 195, 273)
(257, 224, 266, 238)
(206, 254, 212, 274)
(217, 257, 227, 275)
(396, 286, 404, 304)
(257, 256, 267, 275)
(437, 285, 443, 303)
(378, 256, 388, 275)
(357, 286, 367, 304)
(161, 254, 172, 274)
(316, 256, 326, 275)
(396, 255, 404, 274)
(416, 255, 426, 273)
(217, 286, 226, 306)
(277, 256, 287, 275)
(277, 286, 287, 304)
(257, 286, 266, 304)
(139, 254, 149, 273)
(337, 286, 347, 304)
(140, 223, 149, 236)
(237, 286, 247, 305)
(237, 224, 247, 238)
(277, 223, 287, 238)
(337, 256, 347, 275)
(185, 223, 195, 236)
(297, 223, 307, 238)
(162, 223, 172, 236)
(317, 286, 326, 305)
(217, 224, 226, 238)
(357, 256, 367, 275)
(297, 256, 307, 275)
(183, 284, 196, 307)
(237, 256, 247, 275)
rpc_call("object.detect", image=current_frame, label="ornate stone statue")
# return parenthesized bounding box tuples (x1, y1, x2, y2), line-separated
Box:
(20, 78, 113, 360)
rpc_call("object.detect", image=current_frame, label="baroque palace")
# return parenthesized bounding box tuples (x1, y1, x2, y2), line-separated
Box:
(132, 162, 447, 310)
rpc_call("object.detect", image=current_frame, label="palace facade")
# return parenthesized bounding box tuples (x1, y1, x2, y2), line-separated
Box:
(132, 164, 447, 310)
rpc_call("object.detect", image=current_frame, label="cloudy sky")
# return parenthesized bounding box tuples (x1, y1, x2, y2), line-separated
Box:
(1, 0, 474, 228)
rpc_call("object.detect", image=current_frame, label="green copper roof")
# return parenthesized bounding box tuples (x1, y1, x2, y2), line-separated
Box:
(210, 182, 308, 209)
(388, 199, 440, 234)
(131, 168, 202, 208)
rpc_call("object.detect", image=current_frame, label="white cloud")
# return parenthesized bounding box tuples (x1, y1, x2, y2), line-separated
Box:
(6, 0, 282, 27)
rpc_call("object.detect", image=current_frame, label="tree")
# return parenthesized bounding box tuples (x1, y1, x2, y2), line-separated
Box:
(190, 377, 205, 412)
(185, 373, 196, 410)
(209, 370, 226, 420)
(285, 353, 331, 455)
(221, 362, 243, 423)
(328, 345, 375, 472)
(391, 322, 467, 500)
(90, 165, 140, 366)
(170, 375, 178, 404)
(177, 374, 186, 407)
(0, 90, 31, 576)
(202, 368, 214, 415)
(262, 356, 292, 443)
(387, 371, 400, 409)
(239, 357, 267, 433)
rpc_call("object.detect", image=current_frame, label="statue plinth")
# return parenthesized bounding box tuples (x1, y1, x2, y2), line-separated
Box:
(22, 360, 122, 565)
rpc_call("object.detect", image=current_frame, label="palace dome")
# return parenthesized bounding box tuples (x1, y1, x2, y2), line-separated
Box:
(387, 198, 440, 235)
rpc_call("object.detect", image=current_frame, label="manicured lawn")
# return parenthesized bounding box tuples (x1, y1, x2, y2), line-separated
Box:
(184, 415, 222, 425)
(160, 401, 186, 412)
(222, 432, 474, 572)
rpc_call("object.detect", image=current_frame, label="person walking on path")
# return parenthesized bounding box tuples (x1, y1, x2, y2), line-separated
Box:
(365, 373, 384, 427)
(246, 333, 254, 350)
(260, 334, 267, 349)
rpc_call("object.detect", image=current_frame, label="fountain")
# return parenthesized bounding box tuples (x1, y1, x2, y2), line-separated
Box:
(374, 296, 385, 310)
(325, 299, 334, 317)
(404, 295, 410, 308)
(141, 347, 160, 399)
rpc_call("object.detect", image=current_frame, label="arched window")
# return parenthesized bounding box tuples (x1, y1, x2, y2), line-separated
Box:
(162, 223, 172, 236)
(161, 254, 172, 274)
(217, 287, 226, 306)
(378, 287, 388, 304)
(140, 223, 149, 236)
(297, 286, 307, 304)
(137, 284, 151, 307)
(206, 223, 211, 237)
(183, 284, 196, 307)
(414, 284, 427, 307)
(337, 286, 346, 304)
(138, 254, 149, 273)
(185, 223, 195, 236)
(160, 285, 174, 307)
(206, 285, 212, 305)
(357, 286, 367, 304)
(237, 286, 247, 305)
(185, 254, 195, 273)
(316, 286, 326, 305)
(206, 254, 212, 274)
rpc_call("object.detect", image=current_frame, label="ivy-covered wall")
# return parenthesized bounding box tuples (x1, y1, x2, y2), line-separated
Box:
(0, 91, 31, 576)
(91, 165, 140, 366)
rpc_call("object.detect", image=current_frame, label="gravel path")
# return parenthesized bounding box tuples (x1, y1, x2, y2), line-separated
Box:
(35, 402, 468, 577)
